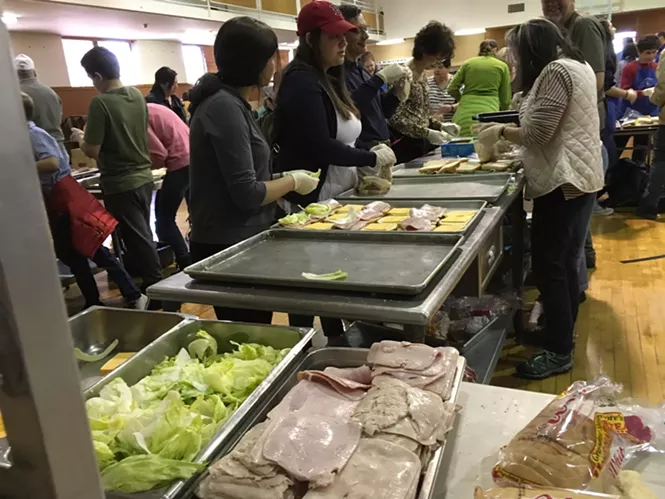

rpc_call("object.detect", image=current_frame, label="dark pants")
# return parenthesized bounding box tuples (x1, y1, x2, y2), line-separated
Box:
(288, 315, 344, 338)
(156, 167, 191, 268)
(53, 216, 141, 307)
(104, 183, 163, 290)
(531, 189, 595, 355)
(389, 127, 436, 165)
(190, 241, 273, 324)
(639, 126, 665, 213)
(614, 133, 650, 165)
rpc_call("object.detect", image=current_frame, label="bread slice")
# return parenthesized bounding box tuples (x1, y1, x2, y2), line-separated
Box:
(481, 162, 512, 172)
(456, 162, 481, 173)
(440, 159, 462, 173)
(418, 159, 448, 174)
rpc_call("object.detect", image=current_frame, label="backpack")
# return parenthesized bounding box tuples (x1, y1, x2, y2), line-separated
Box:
(605, 158, 649, 208)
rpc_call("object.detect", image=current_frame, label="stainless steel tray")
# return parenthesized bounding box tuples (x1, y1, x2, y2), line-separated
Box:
(85, 318, 316, 499)
(185, 229, 464, 295)
(188, 347, 466, 499)
(275, 200, 487, 236)
(340, 173, 512, 203)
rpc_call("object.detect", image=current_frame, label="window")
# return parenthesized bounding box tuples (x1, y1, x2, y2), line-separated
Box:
(61, 39, 94, 87)
(62, 38, 138, 86)
(613, 31, 637, 56)
(182, 45, 207, 84)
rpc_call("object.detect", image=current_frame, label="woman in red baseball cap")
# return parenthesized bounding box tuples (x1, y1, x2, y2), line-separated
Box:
(273, 1, 397, 344)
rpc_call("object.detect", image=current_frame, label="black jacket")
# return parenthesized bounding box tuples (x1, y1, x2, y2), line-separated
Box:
(146, 85, 188, 124)
(274, 62, 376, 205)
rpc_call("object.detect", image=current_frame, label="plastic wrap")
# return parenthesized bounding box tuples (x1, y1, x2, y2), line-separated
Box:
(475, 486, 619, 498)
(492, 377, 655, 493)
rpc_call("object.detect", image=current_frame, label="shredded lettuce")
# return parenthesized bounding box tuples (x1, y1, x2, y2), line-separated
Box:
(302, 270, 349, 281)
(305, 203, 331, 216)
(311, 169, 322, 178)
(86, 331, 290, 492)
(278, 212, 309, 226)
(74, 339, 119, 363)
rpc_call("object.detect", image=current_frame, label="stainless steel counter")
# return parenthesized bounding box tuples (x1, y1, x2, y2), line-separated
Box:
(148, 175, 526, 342)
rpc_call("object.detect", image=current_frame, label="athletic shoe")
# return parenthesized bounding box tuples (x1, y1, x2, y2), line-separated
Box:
(128, 294, 150, 310)
(516, 350, 573, 379)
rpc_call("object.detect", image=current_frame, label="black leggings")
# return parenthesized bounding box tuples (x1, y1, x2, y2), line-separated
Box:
(190, 240, 273, 324)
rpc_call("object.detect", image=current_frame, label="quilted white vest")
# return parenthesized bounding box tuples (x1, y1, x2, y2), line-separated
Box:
(520, 58, 605, 199)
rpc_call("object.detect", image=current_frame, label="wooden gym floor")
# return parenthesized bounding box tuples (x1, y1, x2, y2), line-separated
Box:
(65, 205, 665, 403)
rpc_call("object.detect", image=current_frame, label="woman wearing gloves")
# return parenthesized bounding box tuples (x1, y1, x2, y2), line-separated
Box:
(476, 19, 604, 379)
(448, 39, 512, 137)
(274, 1, 396, 207)
(188, 17, 318, 323)
(388, 21, 457, 164)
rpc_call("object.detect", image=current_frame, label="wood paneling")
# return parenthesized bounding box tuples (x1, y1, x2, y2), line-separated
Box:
(485, 26, 514, 48)
(203, 45, 217, 73)
(613, 8, 665, 39)
(54, 83, 192, 118)
(363, 11, 378, 29)
(262, 0, 298, 15)
(220, 0, 257, 8)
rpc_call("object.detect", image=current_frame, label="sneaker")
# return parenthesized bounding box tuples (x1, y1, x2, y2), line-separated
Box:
(326, 335, 350, 347)
(516, 350, 573, 379)
(128, 294, 150, 310)
(636, 207, 657, 221)
(585, 254, 596, 269)
(593, 205, 614, 217)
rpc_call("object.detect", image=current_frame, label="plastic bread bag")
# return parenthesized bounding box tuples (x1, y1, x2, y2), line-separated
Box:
(492, 376, 655, 492)
(474, 486, 619, 498)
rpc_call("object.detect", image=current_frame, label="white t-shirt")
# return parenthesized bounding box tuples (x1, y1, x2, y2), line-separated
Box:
(318, 111, 362, 201)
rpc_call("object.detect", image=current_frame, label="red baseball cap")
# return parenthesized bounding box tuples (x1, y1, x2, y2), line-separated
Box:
(297, 1, 357, 36)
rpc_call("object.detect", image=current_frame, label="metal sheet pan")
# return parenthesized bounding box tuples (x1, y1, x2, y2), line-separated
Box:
(340, 173, 512, 203)
(186, 348, 466, 499)
(84, 318, 316, 499)
(275, 200, 487, 236)
(185, 229, 464, 295)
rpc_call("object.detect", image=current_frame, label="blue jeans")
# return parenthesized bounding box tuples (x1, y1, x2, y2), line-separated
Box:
(156, 167, 191, 268)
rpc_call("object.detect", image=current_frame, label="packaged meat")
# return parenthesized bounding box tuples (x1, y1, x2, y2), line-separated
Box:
(493, 377, 653, 492)
(303, 439, 421, 499)
(474, 486, 619, 498)
(400, 217, 433, 232)
(409, 204, 447, 221)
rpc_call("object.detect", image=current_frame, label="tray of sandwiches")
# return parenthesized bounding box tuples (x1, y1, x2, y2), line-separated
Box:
(394, 157, 520, 177)
(276, 198, 486, 235)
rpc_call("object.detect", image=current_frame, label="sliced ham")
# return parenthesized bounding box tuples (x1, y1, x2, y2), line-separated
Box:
(267, 379, 360, 422)
(409, 204, 447, 222)
(400, 217, 432, 232)
(368, 341, 439, 371)
(297, 370, 369, 400)
(358, 201, 391, 221)
(332, 208, 359, 230)
(350, 219, 371, 230)
(324, 365, 373, 385)
(261, 412, 362, 488)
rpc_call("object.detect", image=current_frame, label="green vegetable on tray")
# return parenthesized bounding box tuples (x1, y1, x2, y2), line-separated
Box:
(304, 202, 331, 216)
(278, 212, 310, 226)
(74, 339, 119, 363)
(86, 332, 290, 493)
(302, 270, 349, 281)
(310, 169, 321, 178)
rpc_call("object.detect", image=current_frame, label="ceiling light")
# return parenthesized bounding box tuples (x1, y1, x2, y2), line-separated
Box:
(376, 38, 404, 46)
(454, 28, 486, 36)
(2, 13, 19, 25)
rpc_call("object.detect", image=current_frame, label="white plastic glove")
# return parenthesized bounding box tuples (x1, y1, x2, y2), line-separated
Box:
(472, 122, 504, 136)
(377, 64, 407, 85)
(426, 129, 450, 146)
(392, 76, 412, 102)
(370, 144, 396, 182)
(626, 88, 638, 104)
(476, 124, 507, 159)
(440, 123, 461, 138)
(285, 171, 319, 195)
(642, 87, 655, 98)
(70, 127, 84, 144)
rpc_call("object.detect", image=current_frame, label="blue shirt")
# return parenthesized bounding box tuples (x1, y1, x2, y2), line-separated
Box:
(28, 120, 70, 190)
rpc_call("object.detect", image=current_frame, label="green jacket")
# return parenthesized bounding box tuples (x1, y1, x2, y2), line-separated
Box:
(448, 55, 512, 136)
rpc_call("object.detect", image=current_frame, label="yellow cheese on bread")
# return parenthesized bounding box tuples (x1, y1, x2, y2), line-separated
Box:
(337, 204, 364, 213)
(362, 223, 398, 232)
(434, 223, 466, 232)
(387, 207, 411, 216)
(326, 213, 350, 221)
(305, 222, 335, 231)
(377, 215, 409, 224)
(100, 352, 136, 375)
(0, 413, 5, 438)
(443, 210, 477, 223)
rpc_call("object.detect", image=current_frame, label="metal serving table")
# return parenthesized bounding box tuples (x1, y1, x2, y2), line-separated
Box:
(614, 124, 659, 166)
(148, 174, 526, 344)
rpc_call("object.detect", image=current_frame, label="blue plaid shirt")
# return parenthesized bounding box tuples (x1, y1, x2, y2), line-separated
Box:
(28, 120, 70, 191)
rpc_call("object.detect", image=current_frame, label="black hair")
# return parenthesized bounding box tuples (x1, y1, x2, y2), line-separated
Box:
(293, 29, 358, 120)
(622, 43, 638, 61)
(189, 17, 277, 114)
(182, 90, 190, 101)
(155, 66, 177, 87)
(412, 21, 455, 61)
(659, 32, 665, 39)
(479, 39, 498, 56)
(21, 92, 34, 121)
(637, 35, 660, 53)
(339, 4, 362, 21)
(80, 46, 120, 80)
(623, 37, 634, 45)
(507, 18, 584, 93)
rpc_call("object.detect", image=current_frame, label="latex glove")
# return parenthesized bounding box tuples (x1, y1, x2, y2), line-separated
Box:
(377, 64, 407, 85)
(642, 87, 655, 98)
(471, 122, 503, 136)
(426, 129, 450, 146)
(70, 127, 84, 144)
(626, 88, 638, 104)
(393, 77, 411, 102)
(272, 169, 314, 180)
(440, 123, 461, 137)
(285, 171, 319, 195)
(370, 144, 396, 182)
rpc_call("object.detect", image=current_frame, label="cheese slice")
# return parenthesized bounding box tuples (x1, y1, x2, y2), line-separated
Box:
(434, 223, 465, 232)
(362, 223, 398, 232)
(443, 210, 477, 223)
(0, 413, 5, 438)
(326, 213, 350, 221)
(100, 352, 136, 375)
(378, 215, 409, 224)
(337, 204, 364, 213)
(387, 207, 411, 216)
(305, 222, 335, 231)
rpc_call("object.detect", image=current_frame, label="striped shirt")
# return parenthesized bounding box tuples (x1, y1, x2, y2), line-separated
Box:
(427, 75, 456, 121)
(518, 61, 583, 200)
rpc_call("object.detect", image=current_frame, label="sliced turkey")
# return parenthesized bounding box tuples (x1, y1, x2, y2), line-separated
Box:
(367, 341, 439, 371)
(297, 369, 369, 400)
(324, 365, 373, 385)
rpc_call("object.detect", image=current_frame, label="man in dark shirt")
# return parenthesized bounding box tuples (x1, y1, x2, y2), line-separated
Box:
(146, 66, 188, 124)
(339, 5, 406, 151)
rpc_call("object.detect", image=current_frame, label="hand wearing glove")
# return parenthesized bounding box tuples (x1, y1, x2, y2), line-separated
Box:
(440, 123, 461, 138)
(475, 124, 507, 163)
(426, 129, 451, 146)
(284, 171, 319, 195)
(370, 144, 396, 182)
(272, 169, 315, 180)
(626, 89, 638, 104)
(70, 127, 84, 144)
(471, 122, 503, 136)
(642, 87, 655, 99)
(393, 77, 411, 102)
(377, 64, 407, 85)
